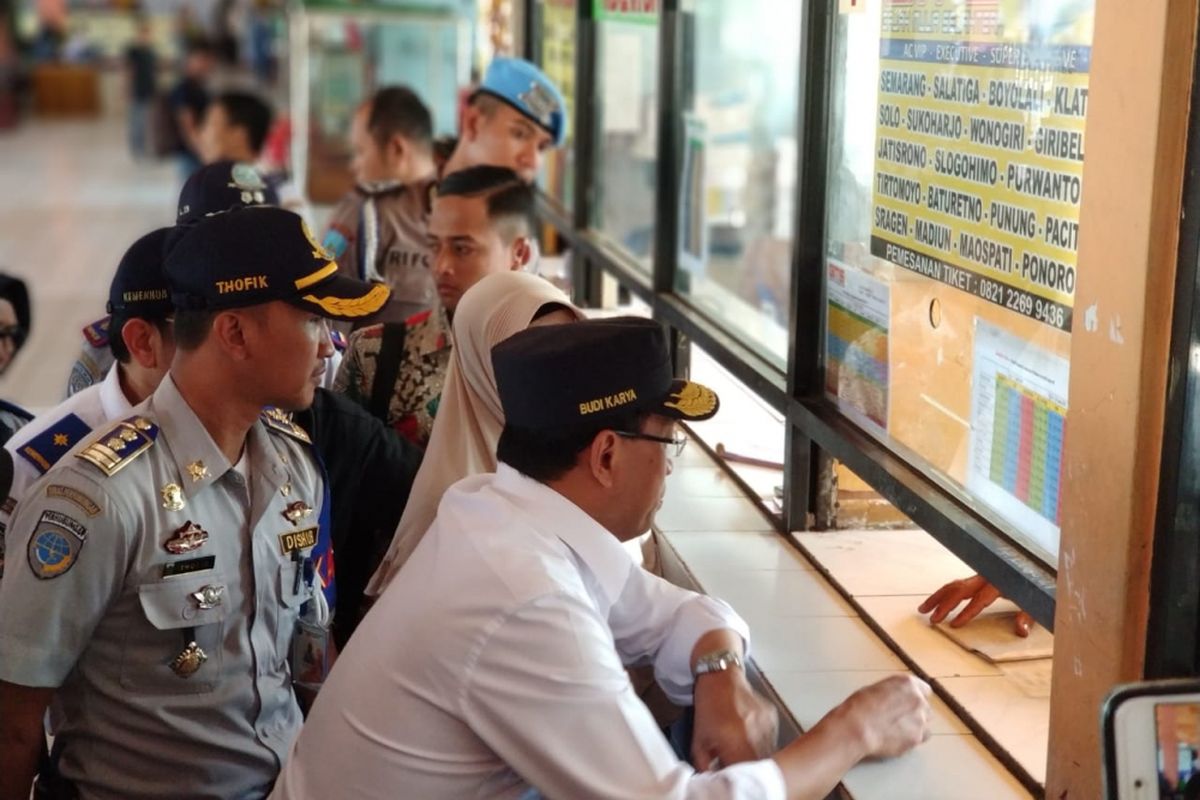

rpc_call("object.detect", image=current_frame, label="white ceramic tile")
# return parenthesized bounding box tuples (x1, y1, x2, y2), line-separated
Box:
(840, 732, 1035, 800)
(938, 675, 1051, 784)
(661, 530, 813, 572)
(697, 568, 856, 622)
(792, 529, 972, 597)
(765, 670, 969, 736)
(855, 596, 1004, 678)
(748, 615, 906, 673)
(655, 494, 777, 533)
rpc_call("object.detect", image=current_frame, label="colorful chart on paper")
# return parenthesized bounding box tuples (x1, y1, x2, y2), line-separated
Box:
(988, 373, 1065, 525)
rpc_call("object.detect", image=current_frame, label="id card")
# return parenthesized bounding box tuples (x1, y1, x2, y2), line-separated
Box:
(290, 618, 331, 691)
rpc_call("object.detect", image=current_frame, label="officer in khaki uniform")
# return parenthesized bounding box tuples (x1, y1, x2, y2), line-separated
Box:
(0, 206, 389, 800)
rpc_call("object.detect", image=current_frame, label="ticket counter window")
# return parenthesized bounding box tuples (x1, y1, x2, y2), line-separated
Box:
(674, 0, 801, 366)
(590, 2, 659, 270)
(535, 0, 576, 212)
(822, 0, 1095, 564)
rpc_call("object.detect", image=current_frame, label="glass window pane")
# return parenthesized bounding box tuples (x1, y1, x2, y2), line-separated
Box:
(536, 0, 577, 210)
(591, 5, 659, 269)
(675, 0, 800, 366)
(823, 1, 1095, 565)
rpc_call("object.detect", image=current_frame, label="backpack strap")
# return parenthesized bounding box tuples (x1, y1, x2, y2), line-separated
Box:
(368, 322, 408, 423)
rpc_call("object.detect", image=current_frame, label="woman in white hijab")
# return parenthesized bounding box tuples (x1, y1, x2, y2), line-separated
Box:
(366, 270, 583, 594)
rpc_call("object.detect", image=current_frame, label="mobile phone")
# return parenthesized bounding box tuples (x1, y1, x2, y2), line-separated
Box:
(1103, 680, 1200, 799)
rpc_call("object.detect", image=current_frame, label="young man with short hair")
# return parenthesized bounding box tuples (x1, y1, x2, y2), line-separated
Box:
(333, 165, 535, 447)
(167, 38, 215, 178)
(272, 317, 933, 800)
(199, 90, 274, 165)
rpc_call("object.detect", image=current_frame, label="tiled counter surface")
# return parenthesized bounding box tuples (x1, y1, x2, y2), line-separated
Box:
(654, 444, 1044, 799)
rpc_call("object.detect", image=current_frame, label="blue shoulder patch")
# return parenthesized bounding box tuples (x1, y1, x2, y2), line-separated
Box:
(329, 329, 348, 352)
(17, 413, 93, 475)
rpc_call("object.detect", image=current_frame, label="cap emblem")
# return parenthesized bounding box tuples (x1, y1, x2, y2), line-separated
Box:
(518, 81, 559, 126)
(229, 163, 267, 205)
(664, 383, 718, 418)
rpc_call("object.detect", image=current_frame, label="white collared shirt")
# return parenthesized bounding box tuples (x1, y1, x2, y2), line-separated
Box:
(2, 365, 132, 537)
(271, 464, 787, 800)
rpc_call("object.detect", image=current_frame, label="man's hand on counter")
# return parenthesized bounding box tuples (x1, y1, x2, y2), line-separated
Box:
(918, 574, 1033, 637)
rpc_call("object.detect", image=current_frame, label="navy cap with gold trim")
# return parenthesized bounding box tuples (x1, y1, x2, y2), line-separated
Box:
(164, 206, 390, 322)
(177, 160, 279, 225)
(492, 316, 719, 430)
(107, 227, 173, 317)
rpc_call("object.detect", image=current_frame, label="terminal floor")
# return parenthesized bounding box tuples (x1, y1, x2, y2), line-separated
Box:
(0, 114, 178, 411)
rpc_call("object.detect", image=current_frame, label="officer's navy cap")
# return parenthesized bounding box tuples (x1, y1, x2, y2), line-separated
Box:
(107, 227, 173, 318)
(492, 317, 719, 430)
(164, 206, 391, 322)
(177, 160, 278, 225)
(474, 57, 567, 147)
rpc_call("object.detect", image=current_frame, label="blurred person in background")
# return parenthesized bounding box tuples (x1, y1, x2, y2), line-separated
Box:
(168, 38, 215, 179)
(199, 90, 273, 166)
(323, 86, 438, 324)
(124, 17, 158, 160)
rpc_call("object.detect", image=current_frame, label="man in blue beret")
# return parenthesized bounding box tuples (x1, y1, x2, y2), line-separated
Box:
(441, 55, 568, 184)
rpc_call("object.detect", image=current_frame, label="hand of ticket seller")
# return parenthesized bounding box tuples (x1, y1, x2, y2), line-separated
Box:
(689, 630, 779, 770)
(918, 575, 1033, 637)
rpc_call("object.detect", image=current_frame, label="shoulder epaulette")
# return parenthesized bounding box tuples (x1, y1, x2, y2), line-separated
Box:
(81, 316, 111, 349)
(76, 416, 157, 477)
(261, 407, 312, 444)
(17, 412, 91, 475)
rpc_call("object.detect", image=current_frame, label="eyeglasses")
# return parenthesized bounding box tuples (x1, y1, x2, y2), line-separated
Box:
(614, 431, 688, 459)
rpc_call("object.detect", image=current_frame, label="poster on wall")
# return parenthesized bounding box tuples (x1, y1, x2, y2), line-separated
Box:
(826, 261, 891, 435)
(869, 0, 1095, 334)
(966, 317, 1068, 560)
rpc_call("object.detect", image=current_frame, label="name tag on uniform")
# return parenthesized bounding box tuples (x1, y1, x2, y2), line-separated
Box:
(162, 555, 216, 579)
(279, 527, 317, 556)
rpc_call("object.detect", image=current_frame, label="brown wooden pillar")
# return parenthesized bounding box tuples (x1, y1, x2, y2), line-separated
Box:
(1047, 0, 1198, 796)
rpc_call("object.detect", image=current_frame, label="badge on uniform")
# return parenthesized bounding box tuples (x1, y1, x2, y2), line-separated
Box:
(279, 526, 317, 556)
(164, 520, 208, 554)
(161, 483, 186, 512)
(281, 501, 312, 526)
(27, 510, 87, 579)
(186, 461, 209, 482)
(170, 640, 208, 678)
(191, 584, 225, 610)
(291, 618, 332, 691)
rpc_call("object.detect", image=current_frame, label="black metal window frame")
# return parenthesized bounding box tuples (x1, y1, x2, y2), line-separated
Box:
(524, 0, 1057, 630)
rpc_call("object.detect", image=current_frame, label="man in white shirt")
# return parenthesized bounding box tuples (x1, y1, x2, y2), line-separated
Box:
(272, 317, 932, 799)
(1, 227, 175, 567)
